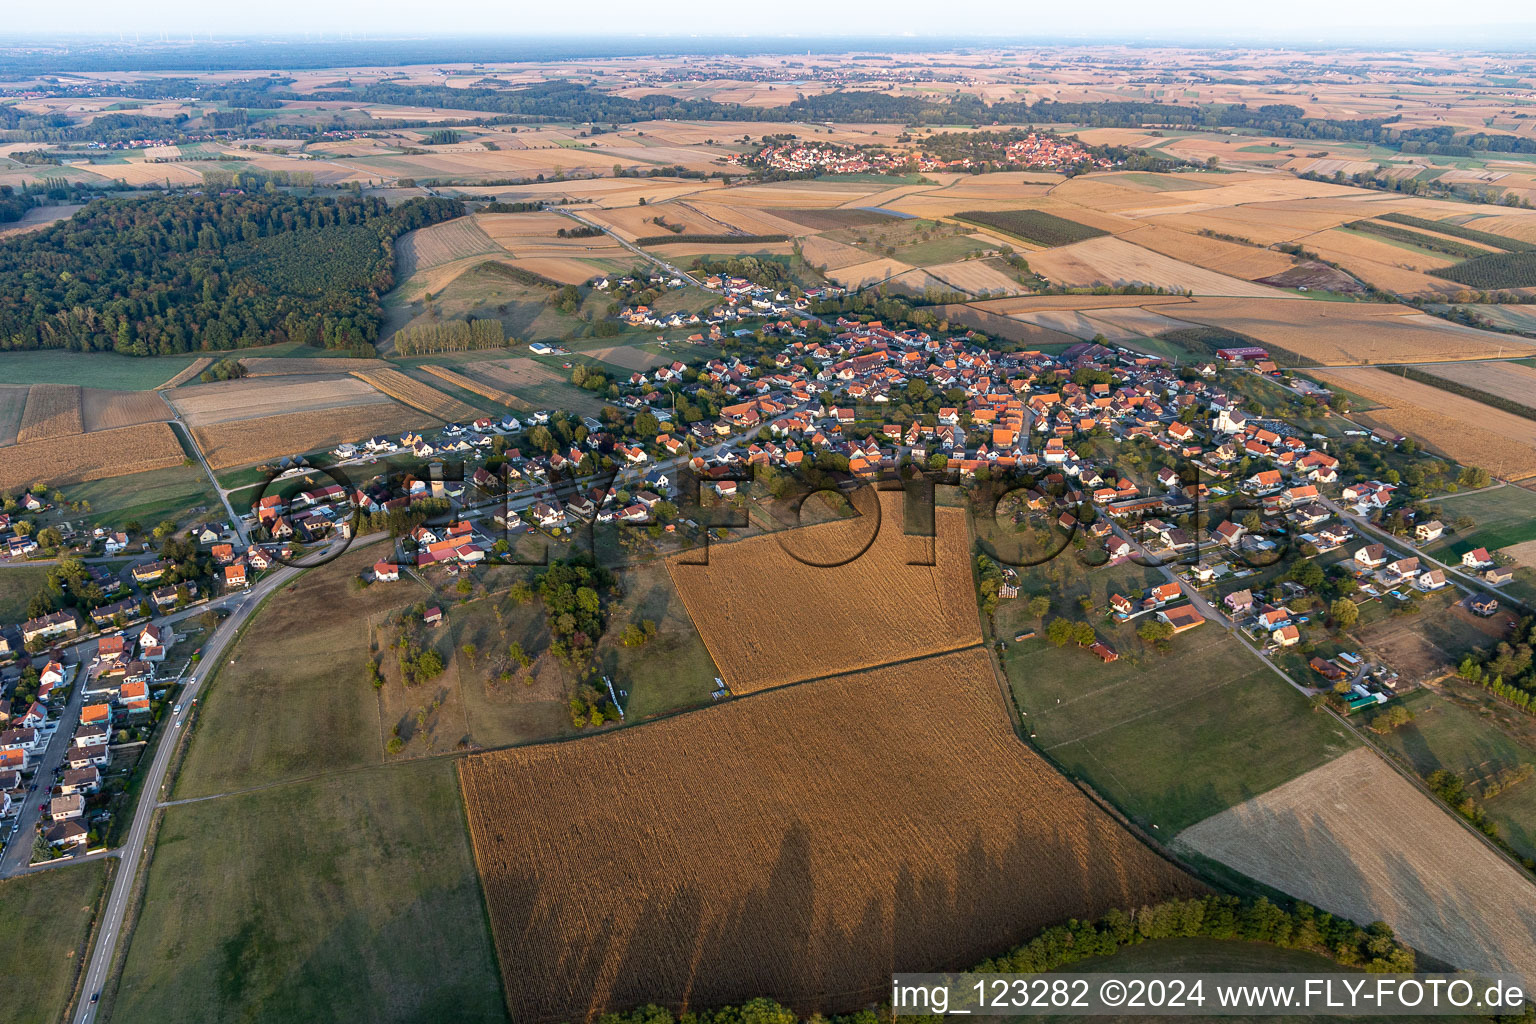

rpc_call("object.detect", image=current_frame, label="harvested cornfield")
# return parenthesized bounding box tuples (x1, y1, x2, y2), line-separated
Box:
(668, 489, 981, 692)
(461, 646, 1201, 1023)
(1177, 748, 1536, 990)
(16, 384, 83, 441)
(0, 422, 184, 492)
(394, 216, 500, 278)
(419, 364, 515, 406)
(156, 357, 212, 389)
(192, 403, 435, 470)
(348, 367, 484, 422)
(80, 388, 170, 432)
(1115, 224, 1297, 281)
(1314, 366, 1536, 480)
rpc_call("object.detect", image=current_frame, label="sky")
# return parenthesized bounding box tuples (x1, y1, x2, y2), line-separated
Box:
(5, 0, 1536, 46)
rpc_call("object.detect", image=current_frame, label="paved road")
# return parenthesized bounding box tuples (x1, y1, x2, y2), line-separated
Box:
(157, 393, 249, 548)
(67, 562, 298, 1022)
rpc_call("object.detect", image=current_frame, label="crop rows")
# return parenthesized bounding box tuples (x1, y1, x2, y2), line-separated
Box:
(1433, 251, 1536, 290)
(16, 383, 83, 442)
(1379, 212, 1535, 253)
(634, 233, 789, 247)
(1347, 220, 1490, 260)
(419, 364, 517, 406)
(349, 367, 484, 423)
(954, 209, 1107, 248)
(0, 422, 184, 492)
(459, 647, 1200, 1023)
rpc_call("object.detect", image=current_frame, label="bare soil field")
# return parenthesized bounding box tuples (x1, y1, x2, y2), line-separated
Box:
(1172, 298, 1532, 365)
(473, 211, 573, 241)
(16, 383, 83, 441)
(799, 234, 875, 271)
(192, 403, 433, 469)
(0, 202, 82, 238)
(1027, 236, 1284, 297)
(461, 646, 1201, 1023)
(581, 344, 673, 372)
(1115, 224, 1297, 281)
(969, 294, 1195, 316)
(1314, 366, 1536, 479)
(395, 216, 500, 279)
(1176, 747, 1536, 990)
(1414, 360, 1536, 407)
(0, 422, 185, 491)
(668, 489, 981, 692)
(80, 388, 169, 432)
(458, 358, 568, 392)
(1049, 178, 1195, 216)
(923, 259, 1022, 296)
(826, 256, 920, 291)
(587, 202, 725, 241)
(1502, 538, 1536, 569)
(509, 257, 613, 285)
(695, 203, 808, 237)
(171, 375, 392, 427)
(349, 367, 484, 422)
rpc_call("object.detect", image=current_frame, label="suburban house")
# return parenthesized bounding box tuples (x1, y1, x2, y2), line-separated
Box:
(1224, 589, 1254, 615)
(373, 562, 400, 582)
(1415, 520, 1444, 543)
(22, 610, 79, 646)
(1272, 624, 1301, 647)
(49, 794, 83, 821)
(1471, 593, 1500, 616)
(43, 820, 88, 850)
(1310, 657, 1346, 682)
(1157, 605, 1205, 634)
(1417, 569, 1447, 591)
(224, 563, 248, 589)
(1353, 544, 1388, 571)
(1462, 548, 1494, 570)
(1486, 567, 1514, 586)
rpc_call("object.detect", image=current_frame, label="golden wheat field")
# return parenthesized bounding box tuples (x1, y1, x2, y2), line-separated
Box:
(192, 403, 433, 470)
(460, 646, 1201, 1023)
(394, 216, 501, 278)
(349, 367, 484, 422)
(923, 259, 1022, 296)
(1115, 224, 1297, 281)
(1415, 360, 1536, 406)
(238, 357, 379, 376)
(1315, 366, 1536, 480)
(0, 422, 185, 491)
(16, 383, 83, 441)
(1177, 748, 1536, 990)
(668, 489, 981, 692)
(80, 388, 169, 432)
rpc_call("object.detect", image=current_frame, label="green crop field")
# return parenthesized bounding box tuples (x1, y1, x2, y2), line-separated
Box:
(0, 350, 199, 390)
(0, 564, 50, 622)
(62, 463, 219, 530)
(1367, 683, 1536, 862)
(999, 560, 1357, 832)
(1427, 484, 1536, 557)
(112, 759, 506, 1024)
(953, 209, 1107, 248)
(172, 543, 411, 798)
(0, 861, 108, 1024)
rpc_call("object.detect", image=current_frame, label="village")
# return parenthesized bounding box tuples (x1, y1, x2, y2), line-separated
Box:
(0, 300, 1524, 872)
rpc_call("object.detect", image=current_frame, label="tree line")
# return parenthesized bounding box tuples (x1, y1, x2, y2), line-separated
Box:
(0, 192, 462, 355)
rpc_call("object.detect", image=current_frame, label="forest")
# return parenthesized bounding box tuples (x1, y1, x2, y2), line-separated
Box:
(0, 193, 462, 355)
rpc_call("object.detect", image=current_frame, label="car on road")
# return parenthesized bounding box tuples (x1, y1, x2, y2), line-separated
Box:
(173, 704, 182, 714)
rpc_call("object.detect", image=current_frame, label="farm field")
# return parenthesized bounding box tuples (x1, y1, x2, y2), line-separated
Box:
(1115, 224, 1297, 281)
(1367, 684, 1536, 863)
(80, 388, 170, 431)
(112, 758, 505, 1024)
(350, 366, 485, 422)
(170, 374, 394, 426)
(16, 382, 83, 441)
(999, 569, 1357, 832)
(0, 384, 26, 445)
(1427, 484, 1536, 559)
(0, 564, 51, 621)
(668, 489, 981, 692)
(455, 357, 610, 416)
(191, 403, 432, 470)
(0, 350, 200, 389)
(0, 861, 110, 1024)
(1314, 367, 1536, 480)
(419, 364, 517, 406)
(0, 422, 186, 492)
(62, 462, 219, 529)
(1172, 297, 1535, 365)
(1412, 359, 1536, 409)
(459, 646, 1200, 1023)
(1176, 747, 1536, 990)
(395, 215, 502, 278)
(173, 544, 413, 798)
(237, 356, 380, 376)
(1026, 236, 1284, 297)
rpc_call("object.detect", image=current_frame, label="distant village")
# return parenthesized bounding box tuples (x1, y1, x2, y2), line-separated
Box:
(748, 134, 1108, 176)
